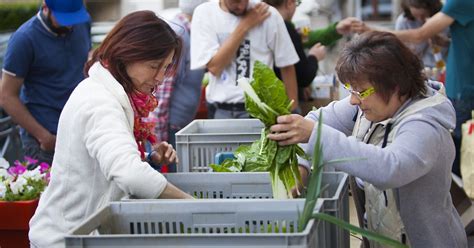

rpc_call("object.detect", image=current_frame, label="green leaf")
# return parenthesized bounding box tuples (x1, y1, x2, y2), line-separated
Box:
(312, 213, 409, 248)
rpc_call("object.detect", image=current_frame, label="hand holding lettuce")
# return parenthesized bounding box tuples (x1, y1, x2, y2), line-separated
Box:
(210, 61, 306, 199)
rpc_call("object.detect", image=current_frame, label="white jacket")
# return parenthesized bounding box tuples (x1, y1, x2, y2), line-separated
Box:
(29, 62, 168, 248)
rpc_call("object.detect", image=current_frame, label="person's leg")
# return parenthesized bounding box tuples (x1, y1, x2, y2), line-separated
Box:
(20, 129, 54, 167)
(451, 98, 474, 177)
(232, 110, 250, 119)
(214, 108, 235, 119)
(206, 102, 216, 119)
(167, 125, 179, 173)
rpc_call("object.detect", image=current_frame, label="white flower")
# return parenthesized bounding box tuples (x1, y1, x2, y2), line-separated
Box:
(0, 182, 6, 198)
(10, 176, 27, 195)
(0, 157, 9, 169)
(0, 168, 12, 180)
(22, 167, 42, 180)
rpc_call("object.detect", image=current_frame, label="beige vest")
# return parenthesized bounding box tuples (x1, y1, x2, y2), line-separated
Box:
(351, 92, 447, 248)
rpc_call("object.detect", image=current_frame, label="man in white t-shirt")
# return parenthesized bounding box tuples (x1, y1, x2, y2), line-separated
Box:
(190, 0, 299, 118)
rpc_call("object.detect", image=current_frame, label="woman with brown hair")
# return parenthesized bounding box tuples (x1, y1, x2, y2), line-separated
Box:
(268, 31, 467, 247)
(29, 11, 193, 247)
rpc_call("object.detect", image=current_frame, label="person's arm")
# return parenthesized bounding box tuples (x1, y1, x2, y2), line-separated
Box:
(352, 12, 455, 44)
(393, 12, 454, 43)
(206, 3, 270, 77)
(279, 65, 298, 110)
(159, 182, 194, 199)
(0, 72, 56, 151)
(303, 17, 359, 48)
(81, 88, 191, 199)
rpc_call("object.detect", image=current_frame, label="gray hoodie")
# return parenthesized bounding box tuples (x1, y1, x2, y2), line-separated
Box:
(300, 85, 467, 247)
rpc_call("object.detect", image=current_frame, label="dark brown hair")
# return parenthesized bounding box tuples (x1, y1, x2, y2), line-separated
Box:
(84, 10, 182, 93)
(336, 31, 426, 103)
(262, 0, 286, 7)
(402, 0, 442, 21)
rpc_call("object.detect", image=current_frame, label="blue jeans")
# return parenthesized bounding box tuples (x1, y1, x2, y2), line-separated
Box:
(450, 98, 474, 177)
(20, 129, 54, 166)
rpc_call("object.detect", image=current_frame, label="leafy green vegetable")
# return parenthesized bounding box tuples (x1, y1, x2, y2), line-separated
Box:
(210, 61, 304, 199)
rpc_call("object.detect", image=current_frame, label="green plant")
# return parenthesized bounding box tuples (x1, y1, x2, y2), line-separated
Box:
(0, 2, 39, 32)
(0, 156, 50, 201)
(298, 111, 408, 248)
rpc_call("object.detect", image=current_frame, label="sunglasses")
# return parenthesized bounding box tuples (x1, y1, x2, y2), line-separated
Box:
(343, 83, 375, 100)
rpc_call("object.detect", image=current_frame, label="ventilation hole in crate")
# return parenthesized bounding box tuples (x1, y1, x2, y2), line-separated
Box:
(172, 222, 178, 233)
(209, 228, 214, 234)
(144, 222, 149, 234)
(202, 227, 206, 233)
(158, 222, 163, 234)
(180, 222, 185, 233)
(165, 222, 170, 233)
(151, 222, 156, 234)
(129, 222, 135, 234)
(187, 227, 192, 234)
(219, 191, 224, 198)
(245, 220, 252, 233)
(194, 227, 199, 233)
(136, 222, 142, 234)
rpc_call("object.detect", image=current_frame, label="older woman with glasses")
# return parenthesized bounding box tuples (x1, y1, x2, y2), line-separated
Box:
(268, 31, 467, 247)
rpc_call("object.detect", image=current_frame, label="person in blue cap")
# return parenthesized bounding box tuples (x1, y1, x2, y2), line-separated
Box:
(0, 0, 91, 165)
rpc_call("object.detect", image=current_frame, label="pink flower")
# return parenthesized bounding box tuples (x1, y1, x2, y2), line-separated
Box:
(45, 172, 51, 183)
(7, 165, 26, 176)
(39, 162, 50, 173)
(13, 160, 22, 167)
(24, 156, 38, 166)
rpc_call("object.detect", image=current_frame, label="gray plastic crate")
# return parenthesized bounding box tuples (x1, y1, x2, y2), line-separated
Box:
(163, 171, 349, 248)
(175, 119, 263, 172)
(66, 199, 326, 247)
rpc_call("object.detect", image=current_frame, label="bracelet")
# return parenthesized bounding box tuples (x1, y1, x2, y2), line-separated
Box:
(147, 151, 160, 168)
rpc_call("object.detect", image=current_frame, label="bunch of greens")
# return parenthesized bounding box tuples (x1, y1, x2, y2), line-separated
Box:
(298, 112, 408, 248)
(210, 61, 306, 199)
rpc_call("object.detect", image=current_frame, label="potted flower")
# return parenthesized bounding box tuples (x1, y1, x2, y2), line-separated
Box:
(0, 156, 50, 248)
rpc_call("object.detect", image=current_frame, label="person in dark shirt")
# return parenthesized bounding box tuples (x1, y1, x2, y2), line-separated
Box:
(264, 0, 360, 101)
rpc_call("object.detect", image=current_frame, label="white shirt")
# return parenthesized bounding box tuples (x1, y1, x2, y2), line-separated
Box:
(191, 1, 299, 104)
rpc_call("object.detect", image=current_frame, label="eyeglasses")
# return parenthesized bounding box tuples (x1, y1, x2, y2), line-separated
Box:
(343, 83, 375, 100)
(295, 0, 302, 6)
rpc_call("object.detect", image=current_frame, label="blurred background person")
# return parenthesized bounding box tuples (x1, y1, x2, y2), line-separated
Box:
(191, 0, 299, 118)
(263, 0, 360, 104)
(395, 0, 449, 69)
(152, 0, 207, 172)
(0, 0, 91, 165)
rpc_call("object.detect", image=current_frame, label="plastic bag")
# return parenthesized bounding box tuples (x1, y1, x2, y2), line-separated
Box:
(461, 111, 474, 199)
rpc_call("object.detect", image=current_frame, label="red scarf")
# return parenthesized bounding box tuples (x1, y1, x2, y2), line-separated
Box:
(128, 91, 159, 160)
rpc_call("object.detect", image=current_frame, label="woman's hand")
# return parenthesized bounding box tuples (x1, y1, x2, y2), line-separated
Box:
(268, 114, 315, 146)
(150, 141, 178, 165)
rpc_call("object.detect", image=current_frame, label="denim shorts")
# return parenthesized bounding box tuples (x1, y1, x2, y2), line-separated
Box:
(20, 129, 54, 166)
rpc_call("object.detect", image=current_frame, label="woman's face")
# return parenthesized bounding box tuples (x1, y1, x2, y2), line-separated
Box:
(348, 81, 405, 123)
(409, 6, 430, 22)
(126, 51, 175, 94)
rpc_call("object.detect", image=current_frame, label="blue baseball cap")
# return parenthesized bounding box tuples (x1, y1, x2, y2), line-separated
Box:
(45, 0, 91, 26)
